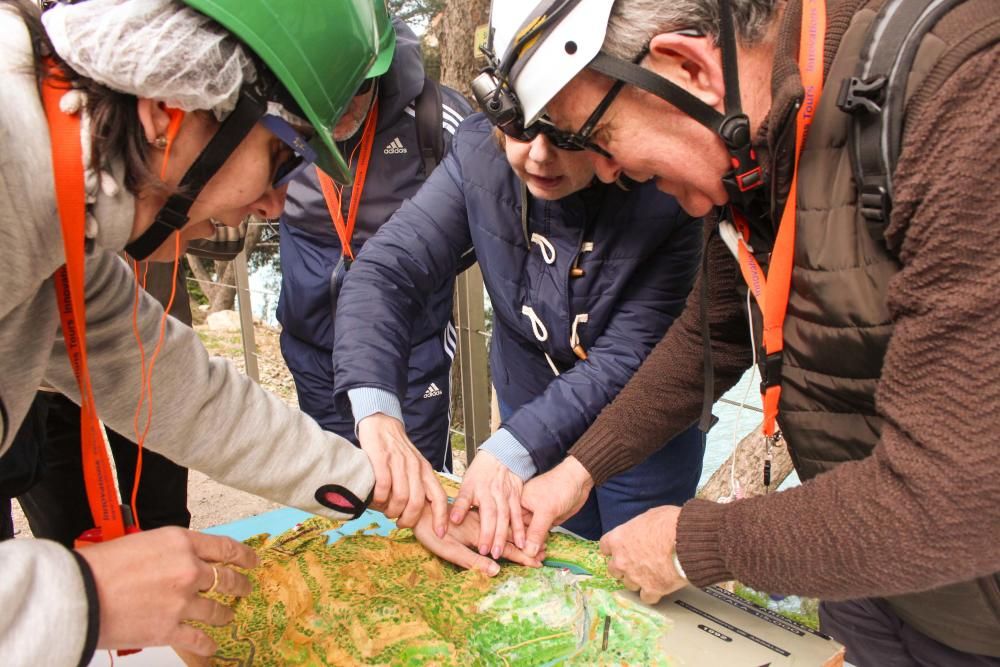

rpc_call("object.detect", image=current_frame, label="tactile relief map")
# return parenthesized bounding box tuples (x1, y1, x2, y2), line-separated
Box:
(186, 508, 674, 665)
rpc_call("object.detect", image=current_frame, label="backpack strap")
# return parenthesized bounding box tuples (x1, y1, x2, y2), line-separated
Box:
(836, 0, 986, 242)
(414, 75, 444, 176)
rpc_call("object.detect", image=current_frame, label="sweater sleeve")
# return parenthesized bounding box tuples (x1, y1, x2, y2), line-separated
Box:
(676, 45, 1000, 598)
(569, 221, 753, 486)
(499, 212, 704, 476)
(332, 130, 474, 413)
(0, 539, 95, 666)
(44, 251, 375, 520)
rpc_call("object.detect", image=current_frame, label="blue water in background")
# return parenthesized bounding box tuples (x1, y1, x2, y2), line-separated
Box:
(703, 369, 801, 491)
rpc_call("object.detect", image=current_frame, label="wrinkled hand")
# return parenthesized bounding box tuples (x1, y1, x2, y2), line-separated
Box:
(521, 456, 594, 558)
(451, 451, 526, 559)
(600, 505, 685, 605)
(413, 505, 545, 576)
(357, 413, 448, 536)
(76, 527, 258, 656)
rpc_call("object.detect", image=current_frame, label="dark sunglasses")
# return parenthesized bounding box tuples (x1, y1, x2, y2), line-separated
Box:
(354, 76, 375, 97)
(498, 114, 613, 159)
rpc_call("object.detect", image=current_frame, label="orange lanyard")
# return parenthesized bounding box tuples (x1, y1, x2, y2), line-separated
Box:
(317, 100, 379, 261)
(731, 0, 827, 439)
(41, 68, 126, 542)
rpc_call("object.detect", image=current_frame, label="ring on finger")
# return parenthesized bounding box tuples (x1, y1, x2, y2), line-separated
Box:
(205, 565, 221, 595)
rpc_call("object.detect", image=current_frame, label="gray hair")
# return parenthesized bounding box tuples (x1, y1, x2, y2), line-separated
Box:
(602, 0, 779, 60)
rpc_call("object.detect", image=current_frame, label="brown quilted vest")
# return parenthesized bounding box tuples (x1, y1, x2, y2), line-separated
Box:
(762, 0, 1000, 654)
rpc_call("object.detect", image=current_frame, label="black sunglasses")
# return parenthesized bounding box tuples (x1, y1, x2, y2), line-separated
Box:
(498, 114, 614, 159)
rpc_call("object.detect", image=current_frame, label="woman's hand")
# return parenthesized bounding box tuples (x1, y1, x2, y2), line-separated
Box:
(357, 413, 448, 536)
(76, 527, 258, 656)
(413, 504, 545, 575)
(450, 451, 526, 559)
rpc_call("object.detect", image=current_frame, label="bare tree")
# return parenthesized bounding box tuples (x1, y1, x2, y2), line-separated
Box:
(438, 0, 489, 101)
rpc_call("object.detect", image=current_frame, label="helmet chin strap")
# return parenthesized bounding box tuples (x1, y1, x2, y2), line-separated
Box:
(124, 80, 271, 261)
(584, 0, 767, 221)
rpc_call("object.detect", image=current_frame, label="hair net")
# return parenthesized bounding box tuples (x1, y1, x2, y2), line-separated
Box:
(41, 0, 258, 119)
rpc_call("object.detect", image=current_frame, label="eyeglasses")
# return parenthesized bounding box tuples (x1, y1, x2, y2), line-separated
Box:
(260, 114, 317, 188)
(498, 114, 614, 159)
(354, 76, 375, 98)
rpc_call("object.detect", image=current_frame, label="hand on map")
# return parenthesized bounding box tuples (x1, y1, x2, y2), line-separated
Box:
(358, 413, 449, 537)
(76, 527, 258, 656)
(413, 504, 546, 575)
(451, 450, 526, 560)
(600, 505, 685, 604)
(520, 456, 594, 558)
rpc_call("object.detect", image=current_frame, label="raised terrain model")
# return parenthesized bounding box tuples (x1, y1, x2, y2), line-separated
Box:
(184, 515, 673, 666)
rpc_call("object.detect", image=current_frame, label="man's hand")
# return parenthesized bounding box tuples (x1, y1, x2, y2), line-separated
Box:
(521, 456, 594, 558)
(450, 451, 526, 559)
(76, 527, 258, 656)
(357, 413, 448, 536)
(413, 505, 545, 576)
(600, 505, 686, 605)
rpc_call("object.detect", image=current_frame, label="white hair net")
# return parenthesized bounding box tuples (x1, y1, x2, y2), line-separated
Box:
(42, 0, 258, 119)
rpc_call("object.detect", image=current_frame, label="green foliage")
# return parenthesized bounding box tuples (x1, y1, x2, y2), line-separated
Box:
(388, 0, 444, 30)
(183, 258, 209, 307)
(732, 583, 821, 630)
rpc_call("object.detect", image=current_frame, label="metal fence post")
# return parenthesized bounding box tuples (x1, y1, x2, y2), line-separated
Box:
(454, 264, 490, 461)
(232, 250, 260, 383)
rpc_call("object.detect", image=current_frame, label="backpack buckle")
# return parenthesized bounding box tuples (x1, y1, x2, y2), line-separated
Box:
(759, 351, 784, 393)
(860, 182, 891, 224)
(836, 76, 886, 115)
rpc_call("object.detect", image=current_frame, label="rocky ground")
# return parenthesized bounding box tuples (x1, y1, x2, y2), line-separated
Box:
(10, 318, 467, 538)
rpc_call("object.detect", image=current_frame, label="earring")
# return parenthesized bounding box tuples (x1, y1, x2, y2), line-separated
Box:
(152, 135, 168, 149)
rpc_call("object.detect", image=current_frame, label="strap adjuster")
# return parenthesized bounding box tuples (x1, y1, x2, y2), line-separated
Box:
(836, 75, 886, 115)
(735, 166, 763, 192)
(759, 350, 784, 393)
(860, 182, 891, 224)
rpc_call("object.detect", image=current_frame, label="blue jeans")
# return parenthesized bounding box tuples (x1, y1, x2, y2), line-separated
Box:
(498, 400, 704, 540)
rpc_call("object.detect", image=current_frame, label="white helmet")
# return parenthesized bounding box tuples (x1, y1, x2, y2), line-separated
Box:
(487, 0, 614, 125)
(481, 0, 770, 218)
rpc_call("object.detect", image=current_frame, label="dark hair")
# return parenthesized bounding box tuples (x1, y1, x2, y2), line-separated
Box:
(9, 0, 158, 195)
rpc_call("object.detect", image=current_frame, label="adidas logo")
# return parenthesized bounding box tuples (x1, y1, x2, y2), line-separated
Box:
(422, 382, 443, 399)
(383, 137, 408, 155)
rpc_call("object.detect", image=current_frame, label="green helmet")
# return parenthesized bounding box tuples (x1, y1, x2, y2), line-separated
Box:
(366, 0, 396, 80)
(182, 0, 391, 184)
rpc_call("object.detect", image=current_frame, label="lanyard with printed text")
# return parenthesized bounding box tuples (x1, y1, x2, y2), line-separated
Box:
(41, 68, 126, 542)
(731, 0, 827, 441)
(317, 100, 379, 261)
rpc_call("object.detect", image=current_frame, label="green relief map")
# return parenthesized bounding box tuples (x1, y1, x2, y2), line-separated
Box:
(192, 516, 673, 666)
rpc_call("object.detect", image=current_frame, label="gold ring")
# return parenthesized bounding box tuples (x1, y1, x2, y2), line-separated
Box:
(206, 565, 220, 595)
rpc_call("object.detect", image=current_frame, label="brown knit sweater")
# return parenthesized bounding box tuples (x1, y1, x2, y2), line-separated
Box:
(570, 0, 1000, 599)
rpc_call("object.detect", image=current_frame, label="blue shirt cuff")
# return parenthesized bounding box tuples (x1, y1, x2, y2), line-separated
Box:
(348, 387, 404, 426)
(480, 428, 538, 481)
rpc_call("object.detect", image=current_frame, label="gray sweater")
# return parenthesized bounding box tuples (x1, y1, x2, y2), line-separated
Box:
(0, 9, 374, 665)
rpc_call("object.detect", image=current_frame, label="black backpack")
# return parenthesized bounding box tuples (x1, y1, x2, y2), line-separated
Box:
(836, 0, 1000, 244)
(414, 75, 445, 177)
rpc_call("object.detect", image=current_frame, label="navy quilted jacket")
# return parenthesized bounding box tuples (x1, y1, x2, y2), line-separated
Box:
(333, 114, 701, 473)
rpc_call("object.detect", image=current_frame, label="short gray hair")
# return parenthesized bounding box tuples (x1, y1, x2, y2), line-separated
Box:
(602, 0, 779, 60)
